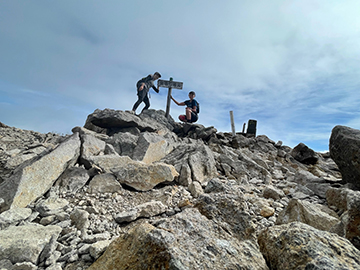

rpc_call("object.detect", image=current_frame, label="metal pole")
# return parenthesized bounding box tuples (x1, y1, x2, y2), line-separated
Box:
(230, 111, 236, 136)
(165, 78, 173, 118)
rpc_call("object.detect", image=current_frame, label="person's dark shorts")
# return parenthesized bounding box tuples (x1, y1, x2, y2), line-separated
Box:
(179, 113, 198, 123)
(189, 112, 198, 123)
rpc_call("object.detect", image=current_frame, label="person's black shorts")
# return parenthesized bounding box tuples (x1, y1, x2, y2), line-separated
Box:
(189, 112, 198, 123)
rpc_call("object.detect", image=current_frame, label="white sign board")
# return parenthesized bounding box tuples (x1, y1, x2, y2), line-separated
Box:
(158, 79, 183, 89)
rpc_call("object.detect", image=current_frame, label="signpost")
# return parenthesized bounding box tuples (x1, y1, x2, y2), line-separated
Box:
(158, 78, 183, 118)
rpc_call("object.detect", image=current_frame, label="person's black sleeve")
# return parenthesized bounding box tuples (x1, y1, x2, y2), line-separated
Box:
(152, 85, 159, 93)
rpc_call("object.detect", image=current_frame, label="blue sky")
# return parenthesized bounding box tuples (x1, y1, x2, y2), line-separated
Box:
(1, 1, 360, 152)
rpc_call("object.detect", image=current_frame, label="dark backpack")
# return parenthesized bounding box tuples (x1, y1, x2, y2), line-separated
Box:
(195, 100, 200, 114)
(136, 75, 152, 88)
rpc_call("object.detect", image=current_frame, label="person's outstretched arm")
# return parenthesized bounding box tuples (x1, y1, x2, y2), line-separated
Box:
(171, 96, 185, 106)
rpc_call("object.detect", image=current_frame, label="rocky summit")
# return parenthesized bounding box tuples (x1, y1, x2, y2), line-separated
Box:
(0, 109, 360, 270)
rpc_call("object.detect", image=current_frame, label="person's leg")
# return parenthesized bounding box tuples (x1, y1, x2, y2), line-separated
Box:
(141, 94, 150, 113)
(132, 90, 146, 112)
(186, 108, 192, 121)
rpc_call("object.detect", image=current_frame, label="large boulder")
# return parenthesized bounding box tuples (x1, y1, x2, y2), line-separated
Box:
(0, 224, 62, 265)
(290, 142, 319, 165)
(161, 142, 217, 186)
(0, 133, 81, 212)
(196, 191, 255, 241)
(327, 188, 360, 249)
(346, 190, 360, 249)
(330, 125, 360, 189)
(88, 208, 269, 270)
(275, 198, 339, 231)
(132, 132, 175, 164)
(84, 109, 175, 134)
(258, 222, 360, 270)
(114, 161, 179, 191)
(85, 154, 178, 191)
(88, 173, 122, 194)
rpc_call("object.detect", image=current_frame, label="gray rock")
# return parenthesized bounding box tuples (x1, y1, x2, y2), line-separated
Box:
(132, 132, 174, 164)
(83, 232, 111, 244)
(70, 208, 89, 232)
(0, 207, 32, 229)
(0, 224, 61, 265)
(35, 197, 69, 217)
(115, 201, 167, 223)
(178, 163, 192, 186)
(291, 142, 319, 164)
(204, 178, 225, 193)
(0, 133, 80, 212)
(330, 125, 360, 189)
(345, 190, 360, 249)
(188, 181, 203, 198)
(88, 208, 269, 270)
(40, 215, 56, 225)
(138, 109, 176, 131)
(114, 161, 179, 191)
(0, 259, 12, 270)
(81, 133, 106, 157)
(89, 240, 110, 260)
(106, 132, 139, 156)
(39, 235, 58, 265)
(88, 173, 122, 194)
(55, 166, 90, 194)
(85, 154, 131, 174)
(262, 186, 285, 201)
(195, 191, 255, 241)
(258, 222, 360, 270)
(84, 108, 168, 133)
(276, 198, 339, 231)
(45, 263, 63, 270)
(12, 262, 37, 270)
(78, 244, 91, 255)
(161, 142, 217, 186)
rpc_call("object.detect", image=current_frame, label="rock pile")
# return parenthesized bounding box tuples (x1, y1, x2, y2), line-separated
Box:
(0, 109, 360, 270)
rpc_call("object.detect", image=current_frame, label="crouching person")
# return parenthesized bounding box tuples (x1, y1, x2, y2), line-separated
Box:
(171, 91, 199, 123)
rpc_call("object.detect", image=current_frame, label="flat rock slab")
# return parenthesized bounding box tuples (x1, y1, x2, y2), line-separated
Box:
(84, 109, 156, 132)
(0, 133, 80, 212)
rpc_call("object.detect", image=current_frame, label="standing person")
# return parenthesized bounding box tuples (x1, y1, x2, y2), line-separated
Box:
(171, 91, 199, 123)
(131, 72, 161, 114)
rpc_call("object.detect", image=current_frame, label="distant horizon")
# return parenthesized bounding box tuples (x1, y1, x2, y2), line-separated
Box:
(1, 1, 359, 153)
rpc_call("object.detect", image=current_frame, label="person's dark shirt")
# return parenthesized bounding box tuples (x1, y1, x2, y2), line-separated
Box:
(184, 99, 198, 114)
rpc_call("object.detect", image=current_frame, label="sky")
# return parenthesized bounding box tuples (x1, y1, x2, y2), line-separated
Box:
(1, 1, 360, 152)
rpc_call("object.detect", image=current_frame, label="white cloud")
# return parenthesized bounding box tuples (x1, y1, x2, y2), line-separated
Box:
(0, 0, 359, 151)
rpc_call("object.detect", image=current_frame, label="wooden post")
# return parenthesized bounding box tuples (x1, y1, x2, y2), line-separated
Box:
(165, 77, 173, 118)
(230, 111, 236, 136)
(242, 123, 246, 133)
